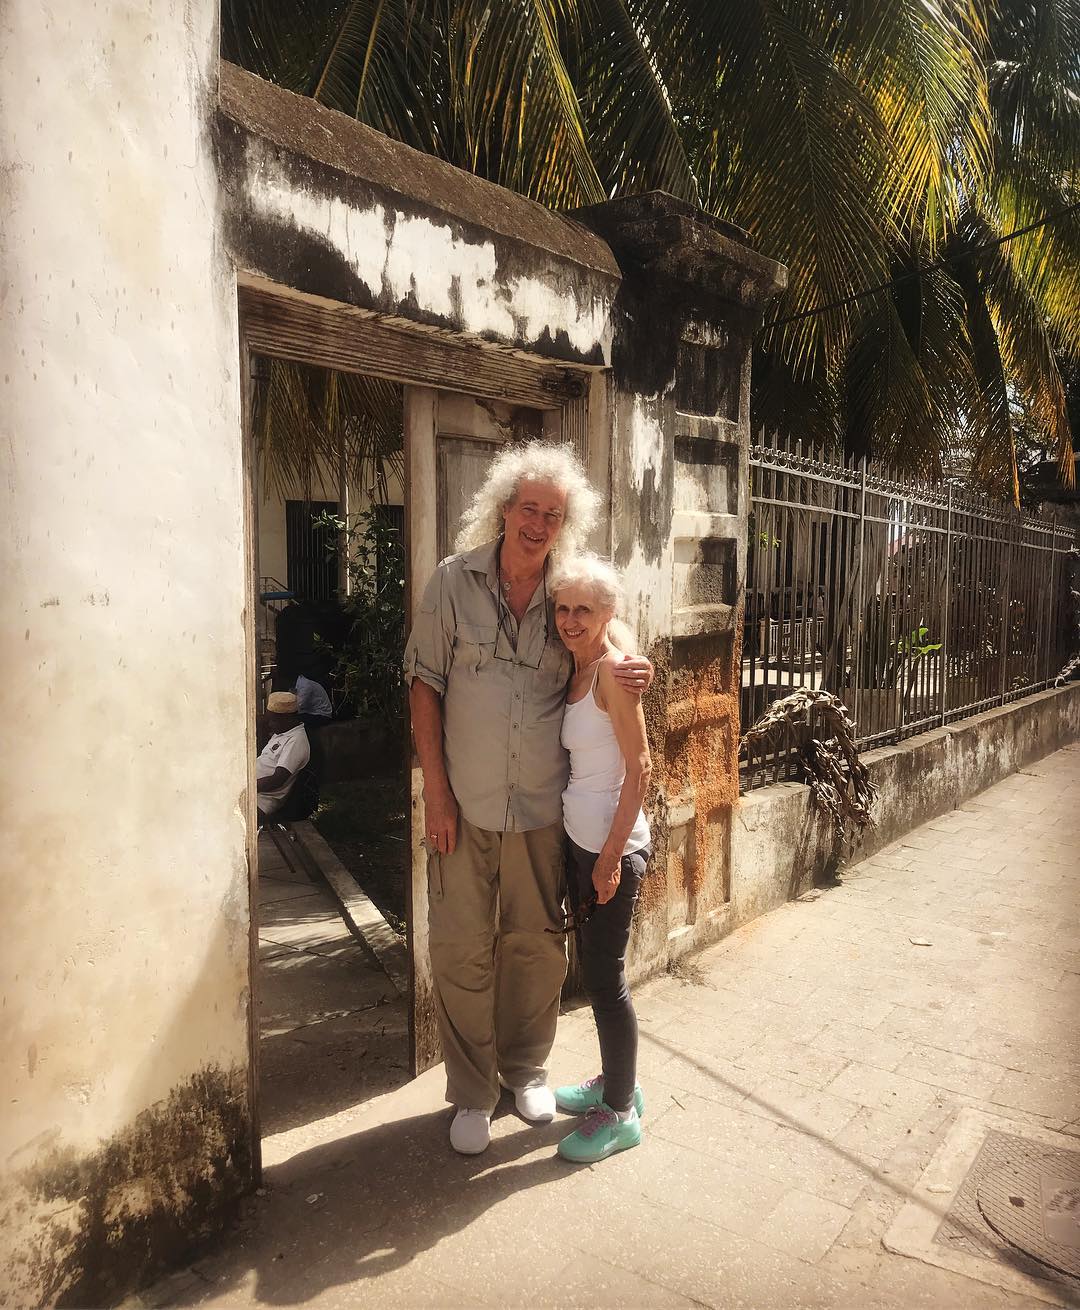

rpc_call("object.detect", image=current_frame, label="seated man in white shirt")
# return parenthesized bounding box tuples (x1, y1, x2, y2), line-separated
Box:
(256, 692, 311, 820)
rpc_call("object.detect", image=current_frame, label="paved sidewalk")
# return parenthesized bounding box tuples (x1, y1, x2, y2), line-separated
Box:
(147, 746, 1079, 1309)
(256, 833, 408, 1135)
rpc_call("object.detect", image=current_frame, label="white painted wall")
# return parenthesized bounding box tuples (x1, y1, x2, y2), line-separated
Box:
(614, 393, 675, 650)
(244, 147, 613, 357)
(0, 1, 250, 1298)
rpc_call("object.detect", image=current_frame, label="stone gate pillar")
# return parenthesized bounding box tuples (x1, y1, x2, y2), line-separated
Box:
(576, 194, 786, 972)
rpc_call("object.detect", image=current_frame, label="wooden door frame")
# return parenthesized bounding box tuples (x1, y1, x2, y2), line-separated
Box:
(236, 275, 607, 1129)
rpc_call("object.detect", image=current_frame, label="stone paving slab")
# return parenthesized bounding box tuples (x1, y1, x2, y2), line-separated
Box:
(138, 744, 1080, 1309)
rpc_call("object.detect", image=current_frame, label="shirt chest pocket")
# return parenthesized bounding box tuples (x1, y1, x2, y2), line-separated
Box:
(536, 639, 571, 693)
(454, 620, 499, 674)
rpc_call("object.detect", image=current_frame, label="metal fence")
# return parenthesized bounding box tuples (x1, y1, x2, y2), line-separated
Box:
(741, 432, 1076, 790)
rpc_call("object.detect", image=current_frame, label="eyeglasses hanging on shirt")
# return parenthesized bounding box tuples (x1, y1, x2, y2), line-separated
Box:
(492, 548, 549, 670)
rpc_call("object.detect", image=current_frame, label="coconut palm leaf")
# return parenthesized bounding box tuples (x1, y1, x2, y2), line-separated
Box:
(987, 0, 1080, 360)
(845, 291, 940, 474)
(839, 0, 991, 244)
(693, 3, 892, 380)
(947, 224, 1020, 501)
(254, 358, 404, 504)
(304, 0, 607, 206)
(845, 259, 983, 476)
(570, 0, 698, 202)
(961, 209, 1075, 487)
(988, 0, 1080, 182)
(221, 0, 351, 92)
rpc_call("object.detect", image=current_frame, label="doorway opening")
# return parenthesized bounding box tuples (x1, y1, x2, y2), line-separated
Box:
(251, 355, 410, 1136)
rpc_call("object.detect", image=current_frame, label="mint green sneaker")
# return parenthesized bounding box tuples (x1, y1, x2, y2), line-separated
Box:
(555, 1074, 645, 1119)
(557, 1105, 641, 1163)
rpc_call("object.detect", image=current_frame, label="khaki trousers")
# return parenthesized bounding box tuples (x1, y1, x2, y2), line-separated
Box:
(428, 816, 567, 1111)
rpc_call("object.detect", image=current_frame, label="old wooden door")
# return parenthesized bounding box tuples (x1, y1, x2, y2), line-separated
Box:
(403, 388, 565, 1072)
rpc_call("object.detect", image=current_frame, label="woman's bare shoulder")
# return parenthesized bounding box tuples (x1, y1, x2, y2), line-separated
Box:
(597, 649, 633, 698)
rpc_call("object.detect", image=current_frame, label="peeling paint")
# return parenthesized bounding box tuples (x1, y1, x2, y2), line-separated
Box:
(214, 113, 615, 365)
(3, 7, 253, 1308)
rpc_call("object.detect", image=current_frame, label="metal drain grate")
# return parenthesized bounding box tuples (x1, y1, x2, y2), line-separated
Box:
(935, 1129, 1080, 1291)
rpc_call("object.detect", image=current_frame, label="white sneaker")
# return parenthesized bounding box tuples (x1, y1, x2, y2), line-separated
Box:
(504, 1076, 556, 1123)
(449, 1108, 491, 1155)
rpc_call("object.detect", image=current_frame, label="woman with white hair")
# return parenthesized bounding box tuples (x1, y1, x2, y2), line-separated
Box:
(549, 553, 651, 1163)
(404, 444, 652, 1155)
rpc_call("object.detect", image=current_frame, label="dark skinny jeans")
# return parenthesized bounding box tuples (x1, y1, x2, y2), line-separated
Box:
(566, 836, 650, 1114)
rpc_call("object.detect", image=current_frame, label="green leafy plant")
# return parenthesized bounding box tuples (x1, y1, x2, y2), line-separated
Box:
(314, 507, 406, 723)
(897, 624, 943, 662)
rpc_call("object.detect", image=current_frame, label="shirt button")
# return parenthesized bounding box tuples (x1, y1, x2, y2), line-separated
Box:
(511, 752, 517, 759)
(514, 692, 521, 700)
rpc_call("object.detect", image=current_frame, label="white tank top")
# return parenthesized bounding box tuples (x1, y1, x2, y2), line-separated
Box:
(560, 662, 651, 856)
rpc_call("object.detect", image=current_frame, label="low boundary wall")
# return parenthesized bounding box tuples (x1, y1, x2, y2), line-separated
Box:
(728, 683, 1080, 931)
(627, 683, 1080, 985)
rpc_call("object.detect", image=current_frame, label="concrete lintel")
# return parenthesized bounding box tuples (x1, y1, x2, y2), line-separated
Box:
(671, 601, 738, 637)
(573, 191, 787, 313)
(218, 63, 619, 282)
(674, 411, 741, 442)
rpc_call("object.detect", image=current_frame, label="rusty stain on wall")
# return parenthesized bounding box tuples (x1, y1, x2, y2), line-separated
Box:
(666, 627, 742, 899)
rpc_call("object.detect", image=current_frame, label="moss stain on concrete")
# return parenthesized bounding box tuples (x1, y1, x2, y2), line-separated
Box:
(2, 1067, 251, 1309)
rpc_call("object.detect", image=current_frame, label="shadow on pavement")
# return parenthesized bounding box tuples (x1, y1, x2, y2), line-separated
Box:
(190, 1104, 573, 1304)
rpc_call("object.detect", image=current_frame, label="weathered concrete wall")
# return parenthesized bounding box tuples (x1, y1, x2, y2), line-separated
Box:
(0, 5, 253, 1306)
(722, 685, 1080, 951)
(575, 196, 786, 981)
(217, 64, 620, 366)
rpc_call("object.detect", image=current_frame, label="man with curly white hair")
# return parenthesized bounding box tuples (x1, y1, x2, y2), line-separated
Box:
(405, 442, 652, 1155)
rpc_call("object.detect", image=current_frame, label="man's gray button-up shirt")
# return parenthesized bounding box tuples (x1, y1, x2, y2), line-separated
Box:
(404, 540, 573, 833)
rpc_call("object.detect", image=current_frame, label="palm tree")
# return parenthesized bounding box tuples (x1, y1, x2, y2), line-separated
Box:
(223, 0, 1078, 502)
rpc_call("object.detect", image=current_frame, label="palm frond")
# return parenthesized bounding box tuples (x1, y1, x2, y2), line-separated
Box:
(693, 2, 891, 379)
(222, 0, 351, 92)
(948, 222, 1020, 502)
(961, 210, 1075, 488)
(571, 0, 699, 202)
(254, 358, 404, 504)
(845, 291, 940, 473)
(988, 0, 1080, 184)
(994, 176, 1080, 357)
(841, 0, 992, 244)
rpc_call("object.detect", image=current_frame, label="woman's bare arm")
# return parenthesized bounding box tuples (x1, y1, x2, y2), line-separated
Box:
(592, 656, 652, 902)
